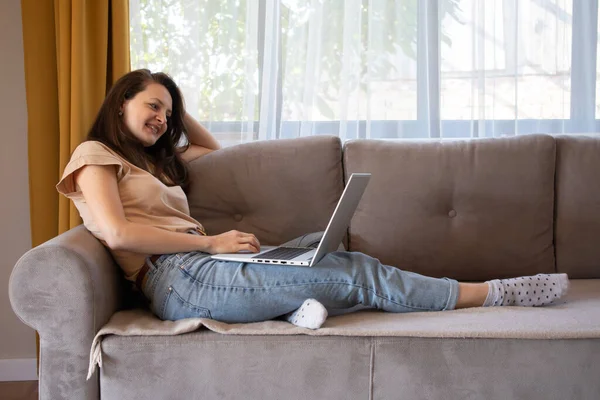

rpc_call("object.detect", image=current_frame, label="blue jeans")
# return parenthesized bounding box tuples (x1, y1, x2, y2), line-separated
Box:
(141, 249, 460, 323)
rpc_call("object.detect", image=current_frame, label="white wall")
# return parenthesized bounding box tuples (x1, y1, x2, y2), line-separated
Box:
(0, 0, 37, 380)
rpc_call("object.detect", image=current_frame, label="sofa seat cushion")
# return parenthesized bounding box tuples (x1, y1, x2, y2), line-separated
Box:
(99, 334, 600, 400)
(98, 280, 600, 400)
(101, 334, 374, 400)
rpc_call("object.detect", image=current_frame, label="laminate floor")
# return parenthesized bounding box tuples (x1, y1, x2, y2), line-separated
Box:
(0, 381, 38, 400)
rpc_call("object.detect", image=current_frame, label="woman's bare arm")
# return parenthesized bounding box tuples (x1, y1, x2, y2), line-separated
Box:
(179, 112, 221, 163)
(74, 164, 260, 254)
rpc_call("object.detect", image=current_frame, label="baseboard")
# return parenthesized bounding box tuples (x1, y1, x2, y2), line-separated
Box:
(0, 358, 37, 381)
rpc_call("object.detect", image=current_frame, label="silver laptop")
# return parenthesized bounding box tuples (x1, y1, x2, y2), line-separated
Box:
(211, 173, 371, 266)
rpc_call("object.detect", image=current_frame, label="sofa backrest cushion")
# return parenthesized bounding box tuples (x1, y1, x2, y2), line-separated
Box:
(186, 136, 344, 247)
(343, 134, 556, 281)
(555, 136, 600, 278)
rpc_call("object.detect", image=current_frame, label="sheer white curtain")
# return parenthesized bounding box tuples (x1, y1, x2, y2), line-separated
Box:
(129, 0, 599, 146)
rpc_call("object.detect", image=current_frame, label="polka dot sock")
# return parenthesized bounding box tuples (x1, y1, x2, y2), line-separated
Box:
(483, 273, 569, 307)
(285, 299, 328, 329)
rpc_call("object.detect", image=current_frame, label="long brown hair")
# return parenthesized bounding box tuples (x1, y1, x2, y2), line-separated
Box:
(87, 69, 190, 189)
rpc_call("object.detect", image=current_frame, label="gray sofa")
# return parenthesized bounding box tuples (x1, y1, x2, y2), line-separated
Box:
(9, 134, 600, 400)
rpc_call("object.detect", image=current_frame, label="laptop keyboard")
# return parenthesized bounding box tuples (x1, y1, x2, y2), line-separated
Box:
(252, 247, 313, 260)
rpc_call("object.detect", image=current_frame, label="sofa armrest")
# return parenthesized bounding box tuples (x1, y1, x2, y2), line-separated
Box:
(9, 225, 124, 400)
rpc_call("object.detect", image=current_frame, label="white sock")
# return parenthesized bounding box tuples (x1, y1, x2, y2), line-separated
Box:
(483, 273, 569, 307)
(285, 299, 328, 329)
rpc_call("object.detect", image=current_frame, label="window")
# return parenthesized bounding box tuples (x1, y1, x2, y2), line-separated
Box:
(130, 0, 600, 145)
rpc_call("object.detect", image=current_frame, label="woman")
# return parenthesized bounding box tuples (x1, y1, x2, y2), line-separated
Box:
(57, 69, 569, 330)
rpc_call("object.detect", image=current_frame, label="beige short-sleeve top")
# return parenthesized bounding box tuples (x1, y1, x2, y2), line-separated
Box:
(57, 140, 206, 281)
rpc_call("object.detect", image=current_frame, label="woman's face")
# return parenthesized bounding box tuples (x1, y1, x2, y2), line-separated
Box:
(121, 82, 173, 147)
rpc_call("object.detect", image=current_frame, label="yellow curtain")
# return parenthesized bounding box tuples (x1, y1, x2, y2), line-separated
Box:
(20, 0, 130, 367)
(21, 0, 130, 245)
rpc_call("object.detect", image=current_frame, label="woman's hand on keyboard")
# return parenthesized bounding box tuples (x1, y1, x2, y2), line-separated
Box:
(207, 230, 261, 254)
